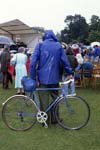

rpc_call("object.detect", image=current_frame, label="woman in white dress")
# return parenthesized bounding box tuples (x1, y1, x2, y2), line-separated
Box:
(11, 47, 27, 94)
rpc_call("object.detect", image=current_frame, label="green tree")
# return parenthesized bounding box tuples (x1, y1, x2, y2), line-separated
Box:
(87, 30, 100, 42)
(90, 15, 100, 31)
(61, 14, 89, 43)
(87, 15, 100, 42)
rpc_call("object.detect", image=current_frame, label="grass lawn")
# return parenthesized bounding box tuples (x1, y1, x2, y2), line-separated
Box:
(0, 83, 100, 150)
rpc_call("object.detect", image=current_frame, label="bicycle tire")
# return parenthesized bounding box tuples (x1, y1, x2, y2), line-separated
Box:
(55, 95, 90, 130)
(2, 95, 38, 131)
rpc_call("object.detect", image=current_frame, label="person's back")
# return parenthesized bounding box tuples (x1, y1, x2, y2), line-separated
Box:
(30, 30, 72, 84)
(62, 46, 78, 96)
(82, 60, 93, 70)
(38, 40, 61, 84)
(30, 30, 72, 124)
(0, 48, 10, 72)
(93, 45, 99, 57)
(82, 59, 93, 77)
(93, 45, 100, 63)
(63, 47, 78, 75)
(11, 47, 27, 94)
(0, 45, 11, 89)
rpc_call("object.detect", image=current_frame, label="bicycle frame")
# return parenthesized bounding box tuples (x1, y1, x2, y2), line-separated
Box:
(31, 86, 64, 113)
(28, 79, 74, 114)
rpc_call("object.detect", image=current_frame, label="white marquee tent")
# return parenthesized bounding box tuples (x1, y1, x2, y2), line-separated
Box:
(0, 19, 42, 50)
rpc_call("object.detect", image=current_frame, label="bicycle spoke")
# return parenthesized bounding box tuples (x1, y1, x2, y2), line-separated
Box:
(55, 96, 90, 130)
(2, 95, 38, 131)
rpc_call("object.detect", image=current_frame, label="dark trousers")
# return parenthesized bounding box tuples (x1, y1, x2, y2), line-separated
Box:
(38, 83, 59, 123)
(2, 71, 12, 89)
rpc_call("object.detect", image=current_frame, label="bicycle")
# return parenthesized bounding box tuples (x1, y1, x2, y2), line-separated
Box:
(2, 78, 90, 131)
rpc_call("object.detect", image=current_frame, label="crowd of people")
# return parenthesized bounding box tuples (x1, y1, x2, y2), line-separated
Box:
(0, 30, 100, 125)
(28, 30, 100, 124)
(0, 44, 31, 94)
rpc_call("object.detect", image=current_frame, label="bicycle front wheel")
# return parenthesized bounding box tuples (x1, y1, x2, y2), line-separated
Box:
(55, 95, 90, 130)
(2, 95, 38, 131)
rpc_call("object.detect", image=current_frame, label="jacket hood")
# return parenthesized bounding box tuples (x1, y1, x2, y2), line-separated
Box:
(43, 30, 58, 42)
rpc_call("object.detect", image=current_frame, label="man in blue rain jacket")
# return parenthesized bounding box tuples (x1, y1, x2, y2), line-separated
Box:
(30, 30, 73, 124)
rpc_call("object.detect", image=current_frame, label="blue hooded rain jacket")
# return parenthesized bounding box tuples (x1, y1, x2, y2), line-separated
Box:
(30, 30, 72, 84)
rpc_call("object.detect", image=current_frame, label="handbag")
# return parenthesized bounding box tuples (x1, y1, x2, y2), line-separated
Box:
(21, 76, 36, 92)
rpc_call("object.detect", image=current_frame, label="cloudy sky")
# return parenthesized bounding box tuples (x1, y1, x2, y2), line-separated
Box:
(0, 0, 100, 33)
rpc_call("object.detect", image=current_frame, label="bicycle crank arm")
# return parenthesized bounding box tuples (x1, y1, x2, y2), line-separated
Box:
(43, 121, 48, 128)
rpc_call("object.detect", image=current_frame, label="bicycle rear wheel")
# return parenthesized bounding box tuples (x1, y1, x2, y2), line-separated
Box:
(2, 95, 38, 131)
(55, 95, 90, 130)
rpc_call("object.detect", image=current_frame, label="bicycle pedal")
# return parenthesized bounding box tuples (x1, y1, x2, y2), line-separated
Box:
(42, 123, 48, 128)
(44, 124, 48, 128)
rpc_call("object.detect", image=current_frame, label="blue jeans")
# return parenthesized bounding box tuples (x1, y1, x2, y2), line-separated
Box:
(62, 76, 75, 95)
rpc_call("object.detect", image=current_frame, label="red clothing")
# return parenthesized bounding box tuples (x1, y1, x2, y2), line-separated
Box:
(72, 48, 79, 56)
(26, 58, 30, 75)
(8, 63, 15, 77)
